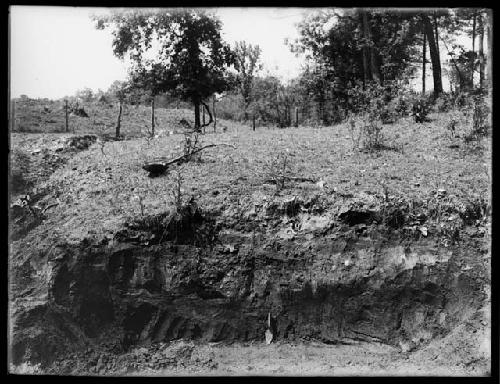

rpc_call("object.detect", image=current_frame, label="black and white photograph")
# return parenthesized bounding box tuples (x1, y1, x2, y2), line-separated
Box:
(8, 6, 493, 376)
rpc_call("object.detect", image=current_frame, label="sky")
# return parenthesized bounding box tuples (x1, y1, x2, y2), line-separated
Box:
(9, 6, 307, 99)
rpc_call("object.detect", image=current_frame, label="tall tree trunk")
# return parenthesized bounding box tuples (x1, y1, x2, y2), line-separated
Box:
(422, 14, 443, 98)
(366, 12, 381, 84)
(422, 28, 427, 94)
(359, 11, 371, 85)
(486, 10, 492, 94)
(116, 101, 122, 138)
(478, 14, 485, 90)
(471, 12, 477, 89)
(434, 14, 441, 60)
(151, 97, 155, 137)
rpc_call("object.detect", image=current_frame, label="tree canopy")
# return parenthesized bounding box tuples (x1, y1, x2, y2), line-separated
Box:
(95, 9, 235, 129)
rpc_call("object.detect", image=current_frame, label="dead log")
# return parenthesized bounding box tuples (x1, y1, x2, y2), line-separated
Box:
(142, 143, 235, 177)
(264, 176, 317, 184)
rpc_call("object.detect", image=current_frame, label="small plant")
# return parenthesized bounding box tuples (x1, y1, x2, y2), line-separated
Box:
(347, 115, 363, 151)
(445, 115, 459, 138)
(132, 191, 146, 216)
(348, 114, 387, 152)
(459, 96, 490, 144)
(361, 120, 384, 152)
(471, 98, 489, 136)
(434, 93, 454, 113)
(392, 94, 412, 117)
(182, 130, 202, 161)
(264, 149, 294, 192)
(170, 168, 185, 212)
(411, 96, 430, 123)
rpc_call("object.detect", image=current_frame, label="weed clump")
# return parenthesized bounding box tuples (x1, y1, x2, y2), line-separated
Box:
(264, 149, 294, 192)
(411, 96, 431, 123)
(348, 115, 386, 152)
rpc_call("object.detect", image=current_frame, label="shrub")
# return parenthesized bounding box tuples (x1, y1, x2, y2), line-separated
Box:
(361, 120, 384, 151)
(471, 97, 490, 136)
(410, 95, 432, 123)
(453, 91, 474, 109)
(463, 96, 490, 142)
(264, 149, 294, 192)
(445, 114, 460, 138)
(170, 168, 185, 212)
(434, 93, 454, 112)
(391, 93, 412, 117)
(346, 80, 412, 124)
(182, 130, 202, 161)
(347, 115, 363, 151)
(348, 114, 385, 152)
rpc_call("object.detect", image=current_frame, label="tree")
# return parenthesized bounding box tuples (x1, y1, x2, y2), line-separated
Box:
(441, 8, 489, 93)
(422, 24, 427, 94)
(289, 9, 421, 122)
(421, 13, 443, 97)
(359, 10, 381, 84)
(478, 12, 485, 90)
(95, 9, 235, 132)
(75, 87, 94, 102)
(233, 41, 262, 121)
(290, 9, 421, 90)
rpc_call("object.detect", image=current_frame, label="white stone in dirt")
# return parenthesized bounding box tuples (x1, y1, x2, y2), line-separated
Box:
(299, 214, 332, 232)
(277, 225, 296, 240)
(316, 179, 326, 189)
(265, 329, 273, 345)
(436, 189, 447, 198)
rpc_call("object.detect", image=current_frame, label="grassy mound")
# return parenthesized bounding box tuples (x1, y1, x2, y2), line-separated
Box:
(9, 111, 491, 265)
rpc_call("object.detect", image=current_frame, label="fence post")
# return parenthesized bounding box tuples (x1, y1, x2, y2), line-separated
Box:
(295, 107, 299, 127)
(213, 95, 217, 133)
(65, 99, 69, 132)
(151, 97, 155, 137)
(252, 115, 256, 131)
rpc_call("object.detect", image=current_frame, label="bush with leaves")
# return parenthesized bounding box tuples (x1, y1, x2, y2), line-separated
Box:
(346, 80, 409, 124)
(361, 120, 385, 151)
(410, 94, 433, 123)
(348, 114, 386, 152)
(434, 92, 454, 113)
(465, 96, 490, 141)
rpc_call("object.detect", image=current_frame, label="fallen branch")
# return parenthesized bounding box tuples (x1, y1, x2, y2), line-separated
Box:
(42, 203, 59, 214)
(263, 176, 317, 184)
(143, 143, 236, 177)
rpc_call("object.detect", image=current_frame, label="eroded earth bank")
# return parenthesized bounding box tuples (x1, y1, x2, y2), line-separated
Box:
(10, 183, 491, 375)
